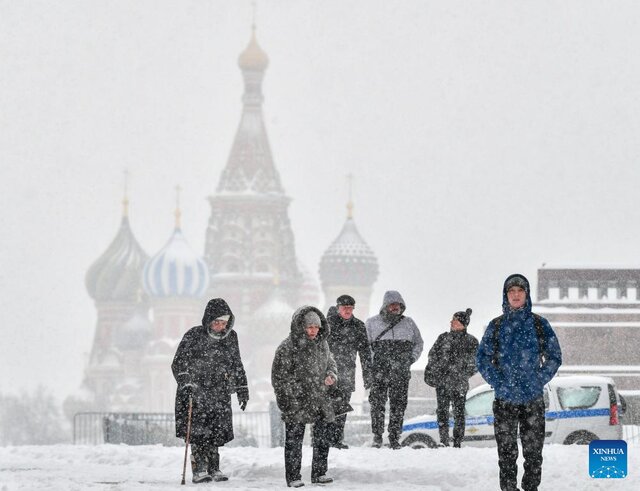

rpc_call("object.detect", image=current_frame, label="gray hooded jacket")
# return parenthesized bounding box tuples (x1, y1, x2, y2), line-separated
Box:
(365, 290, 424, 366)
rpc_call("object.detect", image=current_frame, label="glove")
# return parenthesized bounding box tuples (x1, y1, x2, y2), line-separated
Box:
(237, 387, 249, 411)
(180, 382, 198, 398)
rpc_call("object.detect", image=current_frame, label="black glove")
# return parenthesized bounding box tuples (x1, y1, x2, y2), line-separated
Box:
(236, 387, 249, 411)
(180, 382, 198, 398)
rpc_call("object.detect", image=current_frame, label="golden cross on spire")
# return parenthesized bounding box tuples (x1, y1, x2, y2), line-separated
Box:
(174, 184, 182, 228)
(122, 169, 130, 217)
(346, 173, 354, 219)
(251, 1, 257, 31)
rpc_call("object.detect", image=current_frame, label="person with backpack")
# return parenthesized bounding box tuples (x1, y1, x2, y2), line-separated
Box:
(424, 308, 478, 447)
(477, 274, 562, 491)
(366, 290, 424, 449)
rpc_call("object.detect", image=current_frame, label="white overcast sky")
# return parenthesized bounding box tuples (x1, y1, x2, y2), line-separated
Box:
(1, 1, 639, 399)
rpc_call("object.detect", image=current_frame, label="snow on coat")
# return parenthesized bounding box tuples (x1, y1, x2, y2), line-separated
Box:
(326, 306, 372, 392)
(425, 329, 479, 391)
(365, 291, 424, 384)
(476, 274, 562, 404)
(271, 306, 338, 424)
(172, 298, 248, 445)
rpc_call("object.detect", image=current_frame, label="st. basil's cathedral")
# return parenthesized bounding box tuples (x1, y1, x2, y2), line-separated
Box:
(64, 28, 379, 415)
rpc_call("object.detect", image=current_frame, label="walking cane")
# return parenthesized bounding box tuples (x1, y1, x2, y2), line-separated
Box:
(180, 396, 193, 485)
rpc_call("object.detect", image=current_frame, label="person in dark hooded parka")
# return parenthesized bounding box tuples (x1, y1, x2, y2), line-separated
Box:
(477, 274, 562, 491)
(172, 298, 249, 484)
(271, 306, 338, 488)
(424, 308, 479, 447)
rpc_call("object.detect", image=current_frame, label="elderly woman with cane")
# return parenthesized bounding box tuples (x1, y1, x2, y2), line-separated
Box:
(172, 298, 249, 484)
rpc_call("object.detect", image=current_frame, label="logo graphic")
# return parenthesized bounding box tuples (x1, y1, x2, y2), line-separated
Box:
(589, 440, 627, 479)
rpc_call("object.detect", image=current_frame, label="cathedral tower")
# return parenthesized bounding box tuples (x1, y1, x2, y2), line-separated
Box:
(84, 194, 149, 409)
(319, 182, 379, 318)
(204, 27, 301, 317)
(142, 189, 210, 411)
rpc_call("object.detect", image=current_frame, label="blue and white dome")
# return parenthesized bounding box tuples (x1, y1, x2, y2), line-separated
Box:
(143, 227, 209, 298)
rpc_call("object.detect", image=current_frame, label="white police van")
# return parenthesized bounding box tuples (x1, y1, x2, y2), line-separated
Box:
(401, 375, 623, 448)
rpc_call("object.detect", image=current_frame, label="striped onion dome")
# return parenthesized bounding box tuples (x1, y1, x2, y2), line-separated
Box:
(319, 217, 379, 287)
(143, 227, 209, 298)
(85, 216, 149, 302)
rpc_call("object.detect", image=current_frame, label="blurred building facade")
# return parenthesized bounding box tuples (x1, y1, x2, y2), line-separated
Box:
(533, 266, 640, 390)
(65, 29, 379, 416)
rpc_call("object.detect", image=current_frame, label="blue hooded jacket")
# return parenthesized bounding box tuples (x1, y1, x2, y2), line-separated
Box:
(476, 274, 562, 404)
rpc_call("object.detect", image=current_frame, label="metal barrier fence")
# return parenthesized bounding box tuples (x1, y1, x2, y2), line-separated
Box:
(74, 409, 640, 447)
(74, 410, 272, 447)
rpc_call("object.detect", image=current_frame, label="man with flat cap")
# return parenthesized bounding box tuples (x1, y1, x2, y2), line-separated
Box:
(326, 294, 372, 449)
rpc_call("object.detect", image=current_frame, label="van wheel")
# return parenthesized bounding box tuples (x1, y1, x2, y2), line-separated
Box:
(402, 434, 437, 449)
(564, 431, 598, 445)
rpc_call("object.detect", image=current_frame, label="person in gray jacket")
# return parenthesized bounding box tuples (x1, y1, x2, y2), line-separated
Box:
(366, 290, 424, 449)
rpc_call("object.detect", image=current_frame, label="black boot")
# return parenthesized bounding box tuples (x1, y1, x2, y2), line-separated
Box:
(372, 434, 383, 448)
(190, 445, 212, 484)
(388, 439, 402, 450)
(206, 446, 228, 482)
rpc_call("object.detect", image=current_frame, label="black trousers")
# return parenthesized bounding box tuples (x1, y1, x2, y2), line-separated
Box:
(369, 373, 410, 442)
(332, 389, 352, 444)
(190, 443, 219, 474)
(493, 398, 546, 491)
(284, 421, 331, 484)
(435, 386, 466, 446)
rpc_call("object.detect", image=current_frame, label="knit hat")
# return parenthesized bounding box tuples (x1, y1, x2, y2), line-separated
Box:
(453, 308, 472, 328)
(303, 310, 322, 328)
(505, 275, 529, 293)
(214, 315, 230, 322)
(336, 294, 356, 307)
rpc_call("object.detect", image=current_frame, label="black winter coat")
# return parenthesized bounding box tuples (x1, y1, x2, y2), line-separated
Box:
(326, 307, 372, 392)
(172, 298, 248, 445)
(271, 306, 338, 424)
(425, 329, 479, 392)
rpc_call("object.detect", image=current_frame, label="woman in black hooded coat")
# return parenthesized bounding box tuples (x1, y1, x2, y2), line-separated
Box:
(271, 306, 338, 488)
(172, 298, 249, 483)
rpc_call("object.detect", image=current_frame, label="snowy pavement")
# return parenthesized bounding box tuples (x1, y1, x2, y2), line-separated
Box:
(0, 443, 637, 490)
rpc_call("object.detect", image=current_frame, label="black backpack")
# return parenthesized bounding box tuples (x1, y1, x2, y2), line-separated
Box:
(491, 313, 546, 368)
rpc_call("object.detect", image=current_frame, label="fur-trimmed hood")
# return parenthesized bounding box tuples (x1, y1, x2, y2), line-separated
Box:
(289, 305, 329, 346)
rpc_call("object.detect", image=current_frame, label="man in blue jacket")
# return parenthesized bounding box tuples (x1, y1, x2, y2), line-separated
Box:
(477, 274, 562, 491)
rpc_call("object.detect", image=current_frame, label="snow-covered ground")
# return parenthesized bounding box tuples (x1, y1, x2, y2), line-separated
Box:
(0, 443, 637, 490)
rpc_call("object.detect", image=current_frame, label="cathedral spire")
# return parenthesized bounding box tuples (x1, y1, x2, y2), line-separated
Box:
(174, 185, 182, 229)
(215, 24, 282, 194)
(205, 27, 301, 317)
(122, 169, 130, 218)
(346, 174, 354, 219)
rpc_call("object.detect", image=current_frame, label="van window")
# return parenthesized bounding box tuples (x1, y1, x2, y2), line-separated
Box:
(465, 390, 494, 417)
(543, 387, 549, 410)
(557, 386, 602, 410)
